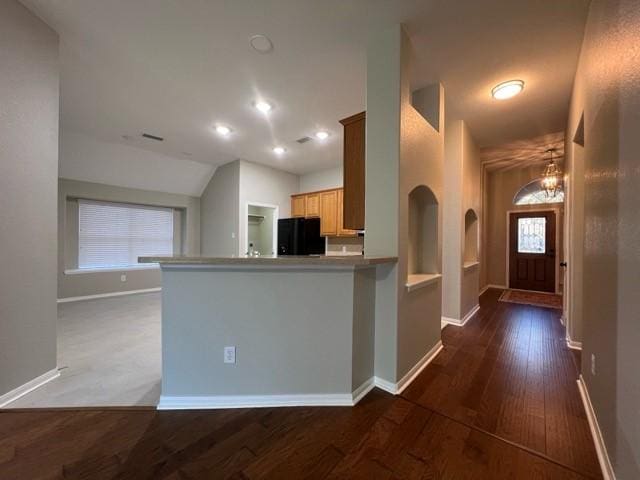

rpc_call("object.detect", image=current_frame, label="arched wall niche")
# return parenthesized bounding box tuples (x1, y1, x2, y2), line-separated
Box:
(464, 208, 479, 265)
(408, 185, 439, 276)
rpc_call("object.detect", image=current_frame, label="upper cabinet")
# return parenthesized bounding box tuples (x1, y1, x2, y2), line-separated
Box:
(291, 195, 306, 218)
(305, 192, 320, 218)
(319, 190, 338, 236)
(340, 111, 366, 230)
(290, 188, 356, 237)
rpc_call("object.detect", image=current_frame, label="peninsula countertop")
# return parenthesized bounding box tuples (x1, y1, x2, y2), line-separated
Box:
(138, 255, 397, 267)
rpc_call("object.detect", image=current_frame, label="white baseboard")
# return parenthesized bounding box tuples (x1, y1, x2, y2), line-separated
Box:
(158, 377, 376, 410)
(0, 368, 60, 408)
(442, 304, 480, 328)
(373, 340, 444, 395)
(566, 335, 582, 350)
(479, 285, 490, 296)
(577, 375, 616, 479)
(57, 287, 161, 303)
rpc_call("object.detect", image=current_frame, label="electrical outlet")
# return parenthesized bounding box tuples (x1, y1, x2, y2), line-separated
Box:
(224, 346, 236, 364)
(120, 274, 127, 282)
(591, 353, 596, 376)
(231, 232, 236, 239)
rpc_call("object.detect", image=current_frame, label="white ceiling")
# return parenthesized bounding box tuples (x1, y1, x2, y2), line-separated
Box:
(23, 0, 589, 182)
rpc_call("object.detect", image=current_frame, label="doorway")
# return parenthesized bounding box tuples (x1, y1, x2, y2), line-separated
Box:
(508, 210, 556, 292)
(246, 203, 278, 256)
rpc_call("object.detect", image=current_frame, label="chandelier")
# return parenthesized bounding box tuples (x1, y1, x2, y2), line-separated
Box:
(541, 148, 562, 197)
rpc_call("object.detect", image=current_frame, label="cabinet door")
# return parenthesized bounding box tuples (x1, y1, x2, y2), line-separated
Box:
(291, 195, 306, 218)
(305, 193, 320, 217)
(319, 190, 338, 236)
(337, 189, 357, 237)
(341, 112, 366, 230)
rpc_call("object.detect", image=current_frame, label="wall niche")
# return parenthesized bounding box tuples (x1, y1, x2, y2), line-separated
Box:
(464, 208, 479, 268)
(407, 185, 440, 291)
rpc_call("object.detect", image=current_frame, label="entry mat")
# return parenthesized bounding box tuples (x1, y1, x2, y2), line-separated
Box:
(498, 289, 563, 310)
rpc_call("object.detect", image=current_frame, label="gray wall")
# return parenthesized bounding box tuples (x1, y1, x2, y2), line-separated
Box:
(566, 0, 640, 476)
(58, 178, 200, 299)
(200, 161, 240, 256)
(365, 25, 444, 383)
(442, 119, 481, 321)
(238, 160, 299, 254)
(298, 166, 342, 192)
(161, 266, 375, 398)
(0, 0, 59, 396)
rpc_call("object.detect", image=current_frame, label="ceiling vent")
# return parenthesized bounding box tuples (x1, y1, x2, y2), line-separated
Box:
(141, 133, 164, 142)
(296, 136, 312, 144)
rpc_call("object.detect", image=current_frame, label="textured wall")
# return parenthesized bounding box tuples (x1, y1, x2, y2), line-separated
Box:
(566, 0, 640, 476)
(0, 0, 59, 396)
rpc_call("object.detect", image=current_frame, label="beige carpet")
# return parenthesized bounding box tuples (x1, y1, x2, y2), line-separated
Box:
(499, 289, 563, 309)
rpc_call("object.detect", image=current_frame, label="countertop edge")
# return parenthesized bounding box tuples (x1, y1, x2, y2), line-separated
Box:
(138, 256, 398, 267)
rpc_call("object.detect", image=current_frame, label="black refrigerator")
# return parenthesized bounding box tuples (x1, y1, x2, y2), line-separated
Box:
(277, 218, 324, 255)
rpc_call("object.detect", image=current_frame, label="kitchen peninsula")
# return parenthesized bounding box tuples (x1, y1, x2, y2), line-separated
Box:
(139, 255, 397, 409)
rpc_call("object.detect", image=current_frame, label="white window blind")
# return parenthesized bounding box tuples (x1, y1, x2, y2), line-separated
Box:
(78, 199, 174, 269)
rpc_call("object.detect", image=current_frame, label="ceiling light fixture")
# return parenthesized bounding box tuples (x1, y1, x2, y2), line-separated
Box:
(491, 79, 524, 100)
(541, 148, 562, 197)
(215, 125, 232, 136)
(272, 146, 286, 155)
(315, 131, 329, 140)
(254, 100, 273, 113)
(249, 34, 274, 54)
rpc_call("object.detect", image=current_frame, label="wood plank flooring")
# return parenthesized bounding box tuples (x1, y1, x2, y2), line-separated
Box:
(402, 288, 600, 479)
(0, 288, 601, 479)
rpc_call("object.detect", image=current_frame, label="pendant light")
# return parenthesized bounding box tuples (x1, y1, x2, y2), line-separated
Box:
(541, 148, 562, 197)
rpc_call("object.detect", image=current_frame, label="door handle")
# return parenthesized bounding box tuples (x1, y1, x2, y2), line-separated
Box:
(560, 262, 567, 267)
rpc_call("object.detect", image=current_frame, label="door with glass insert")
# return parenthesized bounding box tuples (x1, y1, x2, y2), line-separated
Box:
(509, 211, 556, 292)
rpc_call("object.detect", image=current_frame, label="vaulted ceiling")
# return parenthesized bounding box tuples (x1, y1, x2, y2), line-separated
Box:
(22, 0, 589, 193)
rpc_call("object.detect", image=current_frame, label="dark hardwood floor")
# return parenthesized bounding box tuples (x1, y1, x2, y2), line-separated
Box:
(0, 288, 600, 479)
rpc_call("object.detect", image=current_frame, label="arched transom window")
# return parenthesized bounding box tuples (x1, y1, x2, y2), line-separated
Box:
(513, 179, 564, 205)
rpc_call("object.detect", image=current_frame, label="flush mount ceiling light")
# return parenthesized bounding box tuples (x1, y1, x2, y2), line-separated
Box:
(215, 125, 232, 136)
(254, 100, 273, 113)
(249, 34, 274, 54)
(272, 146, 286, 155)
(315, 131, 330, 140)
(491, 79, 524, 100)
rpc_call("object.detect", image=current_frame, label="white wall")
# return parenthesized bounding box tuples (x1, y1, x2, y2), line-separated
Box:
(299, 166, 342, 192)
(60, 130, 215, 197)
(0, 0, 59, 397)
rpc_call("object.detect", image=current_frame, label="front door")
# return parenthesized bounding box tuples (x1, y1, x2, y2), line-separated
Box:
(509, 211, 556, 292)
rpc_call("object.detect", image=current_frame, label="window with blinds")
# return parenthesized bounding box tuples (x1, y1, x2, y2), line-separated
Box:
(78, 199, 174, 269)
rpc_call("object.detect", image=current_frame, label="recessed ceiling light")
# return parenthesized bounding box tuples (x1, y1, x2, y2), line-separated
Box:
(249, 34, 274, 54)
(273, 146, 286, 155)
(315, 131, 329, 140)
(491, 80, 524, 100)
(215, 125, 232, 136)
(254, 101, 273, 113)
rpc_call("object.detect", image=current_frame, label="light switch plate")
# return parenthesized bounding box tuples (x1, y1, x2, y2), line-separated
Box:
(224, 346, 236, 364)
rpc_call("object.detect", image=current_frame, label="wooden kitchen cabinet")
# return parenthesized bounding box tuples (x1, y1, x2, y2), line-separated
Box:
(291, 195, 306, 217)
(319, 190, 338, 236)
(290, 188, 356, 237)
(305, 193, 320, 217)
(340, 111, 366, 230)
(337, 189, 357, 237)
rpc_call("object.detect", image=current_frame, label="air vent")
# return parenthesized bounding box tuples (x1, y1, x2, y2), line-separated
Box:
(296, 136, 312, 144)
(142, 133, 164, 142)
